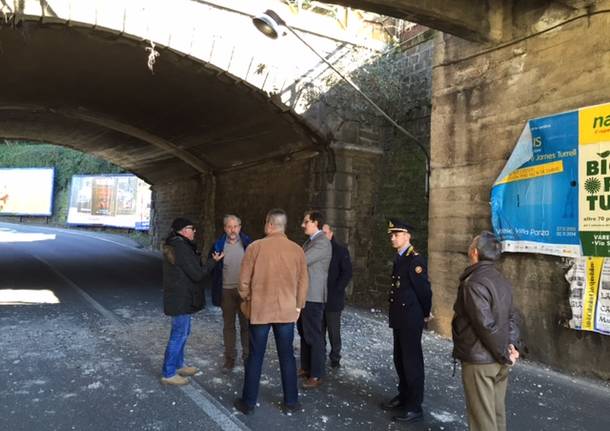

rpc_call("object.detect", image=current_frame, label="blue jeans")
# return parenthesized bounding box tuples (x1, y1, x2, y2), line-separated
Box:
(162, 314, 192, 378)
(242, 323, 298, 407)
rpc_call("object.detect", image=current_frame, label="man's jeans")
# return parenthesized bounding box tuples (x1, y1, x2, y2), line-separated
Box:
(162, 314, 192, 378)
(242, 323, 298, 407)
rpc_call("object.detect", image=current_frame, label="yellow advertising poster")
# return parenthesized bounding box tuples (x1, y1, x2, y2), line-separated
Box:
(578, 103, 610, 256)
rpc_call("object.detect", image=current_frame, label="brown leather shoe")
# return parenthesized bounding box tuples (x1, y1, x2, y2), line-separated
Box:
(297, 368, 309, 378)
(222, 359, 235, 373)
(302, 377, 322, 389)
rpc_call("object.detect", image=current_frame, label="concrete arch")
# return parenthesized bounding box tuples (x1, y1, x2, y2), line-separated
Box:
(0, 0, 330, 184)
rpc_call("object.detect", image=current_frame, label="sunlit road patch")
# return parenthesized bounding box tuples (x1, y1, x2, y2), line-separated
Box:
(0, 289, 60, 305)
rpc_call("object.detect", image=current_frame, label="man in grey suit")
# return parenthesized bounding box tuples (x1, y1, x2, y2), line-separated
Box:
(298, 210, 332, 389)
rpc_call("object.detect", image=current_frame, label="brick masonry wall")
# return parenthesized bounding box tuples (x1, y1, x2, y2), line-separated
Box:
(151, 175, 213, 252)
(428, 8, 610, 378)
(350, 37, 434, 307)
(214, 158, 313, 246)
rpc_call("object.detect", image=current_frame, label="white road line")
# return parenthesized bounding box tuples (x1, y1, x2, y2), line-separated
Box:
(31, 253, 250, 431)
(31, 254, 124, 327)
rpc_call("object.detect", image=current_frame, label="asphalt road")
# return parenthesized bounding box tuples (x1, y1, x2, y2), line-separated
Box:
(1, 222, 610, 431)
(0, 223, 243, 431)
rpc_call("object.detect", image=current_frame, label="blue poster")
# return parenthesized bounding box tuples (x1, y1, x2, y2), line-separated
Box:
(491, 111, 580, 257)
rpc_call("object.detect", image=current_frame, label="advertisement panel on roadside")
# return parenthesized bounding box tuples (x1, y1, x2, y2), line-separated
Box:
(0, 167, 54, 216)
(67, 174, 151, 229)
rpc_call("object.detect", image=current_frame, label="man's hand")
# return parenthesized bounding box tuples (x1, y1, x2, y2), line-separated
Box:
(508, 344, 519, 365)
(211, 251, 224, 262)
(424, 312, 434, 323)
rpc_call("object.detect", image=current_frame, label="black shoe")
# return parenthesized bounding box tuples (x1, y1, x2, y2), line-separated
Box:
(393, 409, 423, 423)
(233, 398, 254, 415)
(282, 402, 302, 414)
(330, 360, 341, 368)
(379, 395, 404, 411)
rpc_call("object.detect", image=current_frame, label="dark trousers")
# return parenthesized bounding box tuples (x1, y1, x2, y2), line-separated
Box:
(297, 301, 326, 378)
(221, 288, 249, 363)
(322, 310, 342, 363)
(162, 314, 191, 378)
(393, 325, 424, 411)
(242, 323, 298, 407)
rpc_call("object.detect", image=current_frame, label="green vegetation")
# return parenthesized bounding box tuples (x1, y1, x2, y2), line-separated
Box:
(0, 141, 123, 225)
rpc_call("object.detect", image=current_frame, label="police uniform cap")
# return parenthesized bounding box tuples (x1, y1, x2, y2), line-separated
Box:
(387, 218, 414, 234)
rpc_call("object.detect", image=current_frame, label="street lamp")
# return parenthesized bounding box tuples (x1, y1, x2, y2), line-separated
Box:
(252, 9, 431, 198)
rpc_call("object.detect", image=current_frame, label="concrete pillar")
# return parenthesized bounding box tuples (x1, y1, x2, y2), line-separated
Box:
(310, 136, 384, 300)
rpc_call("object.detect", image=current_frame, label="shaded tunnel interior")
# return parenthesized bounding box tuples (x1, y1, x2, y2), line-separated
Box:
(0, 22, 327, 184)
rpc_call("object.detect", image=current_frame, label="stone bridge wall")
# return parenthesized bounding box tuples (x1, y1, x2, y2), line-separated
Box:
(429, 6, 610, 378)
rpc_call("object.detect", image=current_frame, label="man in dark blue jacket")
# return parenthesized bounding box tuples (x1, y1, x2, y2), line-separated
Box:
(208, 214, 252, 371)
(321, 223, 352, 368)
(380, 219, 432, 424)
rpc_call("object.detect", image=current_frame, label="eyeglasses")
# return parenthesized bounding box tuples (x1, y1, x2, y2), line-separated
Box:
(184, 226, 196, 231)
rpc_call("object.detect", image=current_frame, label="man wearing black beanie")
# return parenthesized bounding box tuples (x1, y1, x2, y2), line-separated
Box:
(161, 217, 213, 385)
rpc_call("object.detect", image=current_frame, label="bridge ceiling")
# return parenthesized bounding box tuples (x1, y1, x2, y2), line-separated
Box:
(0, 21, 325, 183)
(323, 0, 600, 42)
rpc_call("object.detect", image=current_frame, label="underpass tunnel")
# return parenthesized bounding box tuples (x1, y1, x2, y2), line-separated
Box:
(0, 19, 330, 250)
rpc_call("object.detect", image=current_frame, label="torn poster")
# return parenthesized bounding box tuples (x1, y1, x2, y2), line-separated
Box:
(491, 101, 610, 257)
(566, 257, 610, 335)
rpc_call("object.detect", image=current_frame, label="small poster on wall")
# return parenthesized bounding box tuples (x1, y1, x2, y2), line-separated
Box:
(565, 257, 610, 335)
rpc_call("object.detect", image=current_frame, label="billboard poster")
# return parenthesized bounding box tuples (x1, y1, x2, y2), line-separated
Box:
(0, 168, 54, 216)
(566, 257, 610, 335)
(67, 174, 151, 229)
(491, 101, 610, 257)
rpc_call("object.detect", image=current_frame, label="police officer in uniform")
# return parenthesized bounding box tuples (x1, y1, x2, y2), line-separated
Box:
(380, 219, 432, 423)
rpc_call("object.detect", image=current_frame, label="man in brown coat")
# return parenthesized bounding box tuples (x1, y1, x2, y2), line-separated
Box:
(233, 208, 309, 415)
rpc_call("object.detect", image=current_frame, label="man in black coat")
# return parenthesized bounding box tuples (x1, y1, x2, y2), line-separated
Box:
(380, 219, 432, 423)
(321, 224, 353, 368)
(161, 217, 214, 385)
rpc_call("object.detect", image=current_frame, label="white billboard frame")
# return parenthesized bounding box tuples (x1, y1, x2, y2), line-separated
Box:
(0, 167, 55, 217)
(66, 173, 151, 230)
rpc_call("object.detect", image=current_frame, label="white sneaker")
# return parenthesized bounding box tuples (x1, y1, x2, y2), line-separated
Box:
(161, 374, 189, 385)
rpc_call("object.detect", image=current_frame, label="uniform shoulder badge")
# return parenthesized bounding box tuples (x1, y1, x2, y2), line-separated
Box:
(415, 266, 423, 274)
